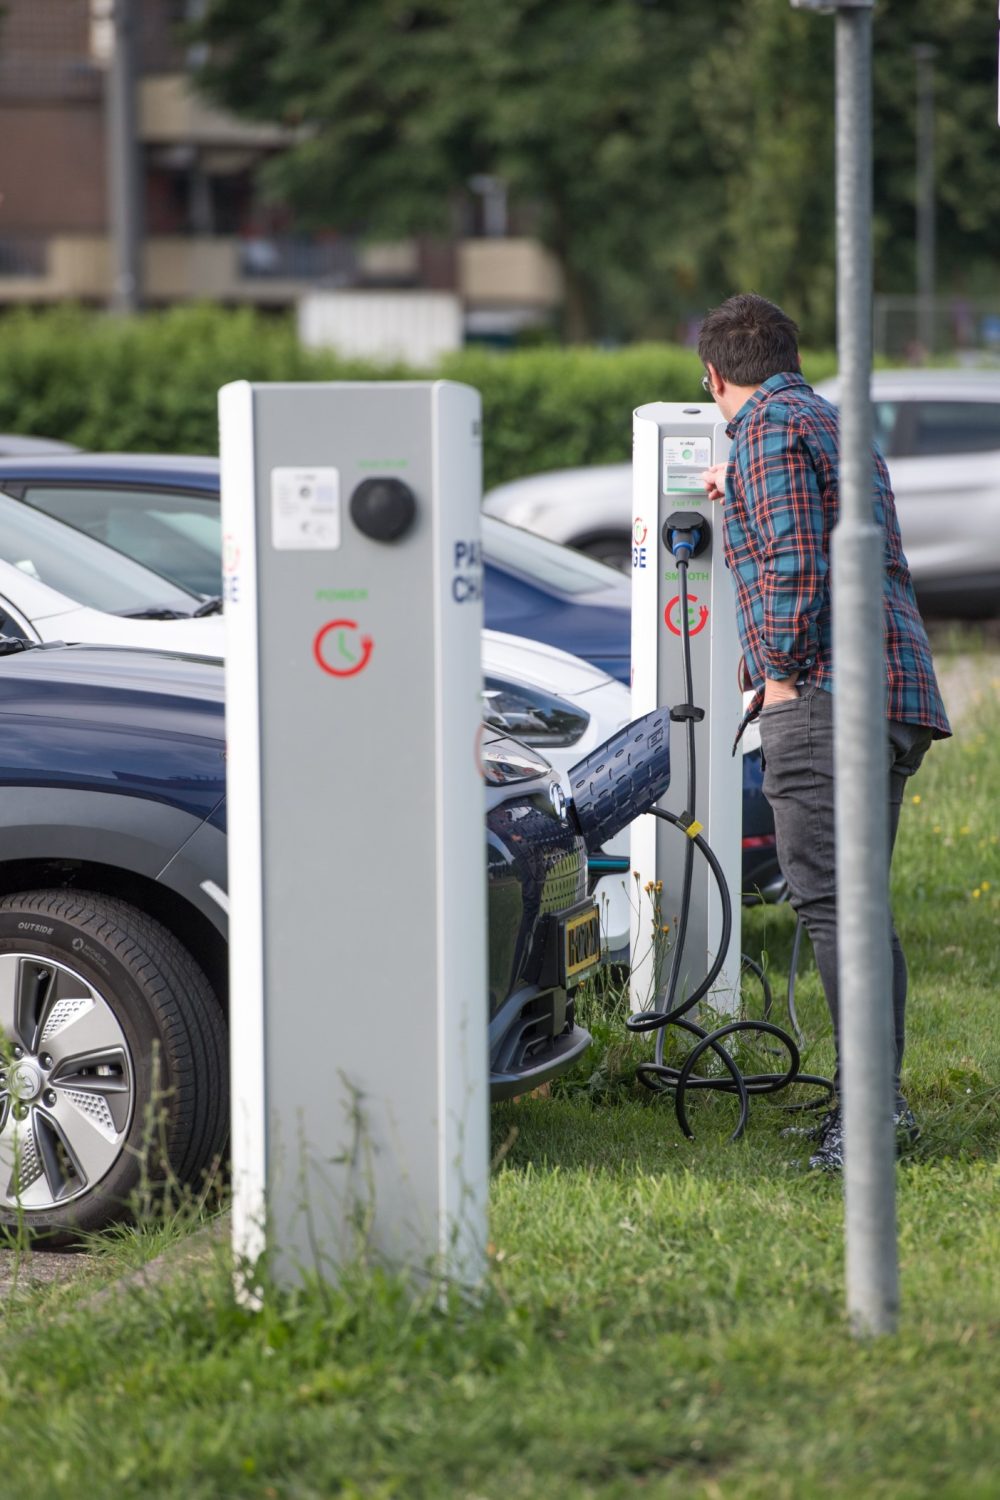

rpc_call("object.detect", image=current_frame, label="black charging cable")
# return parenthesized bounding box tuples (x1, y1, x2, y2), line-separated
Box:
(625, 526, 833, 1140)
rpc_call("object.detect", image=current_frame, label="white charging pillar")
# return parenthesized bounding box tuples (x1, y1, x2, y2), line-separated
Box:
(220, 381, 488, 1291)
(630, 403, 743, 1014)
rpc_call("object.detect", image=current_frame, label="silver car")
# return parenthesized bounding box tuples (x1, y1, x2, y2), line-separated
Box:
(482, 369, 1000, 615)
(815, 370, 1000, 616)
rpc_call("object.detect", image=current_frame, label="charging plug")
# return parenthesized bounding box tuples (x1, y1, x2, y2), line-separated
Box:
(663, 510, 711, 560)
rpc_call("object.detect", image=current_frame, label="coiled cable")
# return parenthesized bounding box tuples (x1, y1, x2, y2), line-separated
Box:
(626, 544, 833, 1140)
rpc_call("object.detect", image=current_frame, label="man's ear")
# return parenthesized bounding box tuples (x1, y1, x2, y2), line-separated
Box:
(707, 363, 723, 396)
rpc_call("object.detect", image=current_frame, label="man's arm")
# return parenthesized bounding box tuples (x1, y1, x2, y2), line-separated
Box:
(739, 408, 827, 701)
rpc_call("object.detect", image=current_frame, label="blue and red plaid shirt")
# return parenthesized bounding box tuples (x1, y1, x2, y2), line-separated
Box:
(723, 371, 950, 737)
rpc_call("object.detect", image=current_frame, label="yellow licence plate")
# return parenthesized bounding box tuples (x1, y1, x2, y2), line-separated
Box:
(564, 906, 602, 982)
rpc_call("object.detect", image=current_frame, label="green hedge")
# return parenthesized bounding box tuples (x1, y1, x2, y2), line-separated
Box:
(0, 306, 398, 457)
(0, 306, 839, 490)
(444, 344, 841, 488)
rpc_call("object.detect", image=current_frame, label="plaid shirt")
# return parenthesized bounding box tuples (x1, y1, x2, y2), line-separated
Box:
(724, 371, 950, 737)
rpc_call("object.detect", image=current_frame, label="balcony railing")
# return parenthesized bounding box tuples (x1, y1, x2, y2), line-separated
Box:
(237, 237, 360, 283)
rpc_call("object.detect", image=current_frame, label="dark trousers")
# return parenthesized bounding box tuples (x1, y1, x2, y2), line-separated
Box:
(758, 683, 932, 1101)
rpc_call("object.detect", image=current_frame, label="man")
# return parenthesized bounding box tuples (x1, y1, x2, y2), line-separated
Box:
(698, 292, 950, 1171)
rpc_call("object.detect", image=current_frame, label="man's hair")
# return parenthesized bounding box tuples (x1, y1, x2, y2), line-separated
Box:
(698, 293, 800, 387)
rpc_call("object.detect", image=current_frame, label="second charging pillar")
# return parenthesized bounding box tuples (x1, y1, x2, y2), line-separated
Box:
(630, 402, 743, 1015)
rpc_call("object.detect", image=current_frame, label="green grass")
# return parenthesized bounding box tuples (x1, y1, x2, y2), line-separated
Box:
(2, 656, 999, 1498)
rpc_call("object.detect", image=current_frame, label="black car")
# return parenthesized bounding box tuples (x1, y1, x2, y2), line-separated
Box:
(0, 644, 597, 1239)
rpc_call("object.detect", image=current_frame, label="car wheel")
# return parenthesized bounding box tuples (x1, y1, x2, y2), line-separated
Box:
(0, 890, 228, 1241)
(577, 535, 631, 574)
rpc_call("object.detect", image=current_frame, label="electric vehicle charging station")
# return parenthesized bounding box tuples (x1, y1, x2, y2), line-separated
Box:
(219, 380, 488, 1292)
(630, 403, 743, 1015)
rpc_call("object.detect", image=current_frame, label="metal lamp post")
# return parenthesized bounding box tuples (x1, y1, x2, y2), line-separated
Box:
(914, 44, 937, 358)
(790, 0, 898, 1338)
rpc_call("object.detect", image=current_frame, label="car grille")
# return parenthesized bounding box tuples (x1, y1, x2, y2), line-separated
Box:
(539, 849, 587, 915)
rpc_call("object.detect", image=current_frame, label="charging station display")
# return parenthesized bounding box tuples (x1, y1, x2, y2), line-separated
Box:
(662, 434, 714, 494)
(630, 402, 743, 1016)
(220, 381, 488, 1292)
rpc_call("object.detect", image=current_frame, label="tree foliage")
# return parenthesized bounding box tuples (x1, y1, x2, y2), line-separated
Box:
(871, 0, 1000, 296)
(195, 0, 1000, 343)
(195, 0, 740, 339)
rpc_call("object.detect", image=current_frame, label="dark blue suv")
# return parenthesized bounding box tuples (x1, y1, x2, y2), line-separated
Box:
(0, 643, 597, 1240)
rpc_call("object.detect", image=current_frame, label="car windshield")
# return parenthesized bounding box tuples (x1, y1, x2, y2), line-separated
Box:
(0, 491, 201, 615)
(482, 515, 619, 596)
(18, 483, 223, 599)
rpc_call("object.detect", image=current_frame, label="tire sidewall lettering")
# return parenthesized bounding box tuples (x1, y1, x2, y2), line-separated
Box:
(0, 920, 161, 1137)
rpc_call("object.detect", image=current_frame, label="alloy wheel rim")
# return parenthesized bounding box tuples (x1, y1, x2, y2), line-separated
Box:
(0, 953, 135, 1211)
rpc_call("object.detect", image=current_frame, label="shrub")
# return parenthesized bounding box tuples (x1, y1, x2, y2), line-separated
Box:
(0, 305, 406, 456)
(0, 305, 838, 487)
(444, 343, 840, 489)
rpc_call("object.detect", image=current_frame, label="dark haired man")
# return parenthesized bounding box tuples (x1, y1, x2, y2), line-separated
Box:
(698, 292, 950, 1170)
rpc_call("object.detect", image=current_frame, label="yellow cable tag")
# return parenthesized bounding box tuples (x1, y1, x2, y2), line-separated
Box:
(684, 819, 704, 840)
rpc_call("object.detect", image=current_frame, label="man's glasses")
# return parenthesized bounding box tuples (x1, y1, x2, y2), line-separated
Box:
(701, 373, 712, 395)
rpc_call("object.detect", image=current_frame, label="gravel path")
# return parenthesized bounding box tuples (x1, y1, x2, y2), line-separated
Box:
(0, 1244, 97, 1305)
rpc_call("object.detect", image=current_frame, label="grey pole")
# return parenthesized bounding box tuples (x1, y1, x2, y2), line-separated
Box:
(834, 0, 898, 1339)
(914, 45, 937, 357)
(791, 0, 898, 1337)
(105, 0, 142, 313)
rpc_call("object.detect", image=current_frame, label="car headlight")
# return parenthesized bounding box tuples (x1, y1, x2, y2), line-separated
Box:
(482, 676, 590, 748)
(480, 726, 554, 787)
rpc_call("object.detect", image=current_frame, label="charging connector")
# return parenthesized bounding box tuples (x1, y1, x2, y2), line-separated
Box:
(663, 510, 711, 561)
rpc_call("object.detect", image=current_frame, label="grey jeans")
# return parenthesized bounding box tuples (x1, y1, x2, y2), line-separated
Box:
(758, 682, 932, 1100)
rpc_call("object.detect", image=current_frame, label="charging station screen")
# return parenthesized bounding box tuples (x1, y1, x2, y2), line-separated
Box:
(662, 435, 713, 495)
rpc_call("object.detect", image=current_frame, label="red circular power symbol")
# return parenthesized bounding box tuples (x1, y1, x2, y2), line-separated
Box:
(313, 619, 374, 678)
(664, 595, 710, 637)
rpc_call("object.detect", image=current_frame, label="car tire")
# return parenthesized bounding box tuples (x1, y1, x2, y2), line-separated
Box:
(0, 889, 228, 1242)
(577, 535, 632, 574)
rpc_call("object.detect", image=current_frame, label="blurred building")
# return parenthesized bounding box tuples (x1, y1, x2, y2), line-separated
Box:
(0, 0, 562, 345)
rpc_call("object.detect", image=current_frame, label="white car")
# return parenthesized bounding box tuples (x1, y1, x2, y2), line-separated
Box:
(481, 630, 633, 960)
(0, 489, 225, 657)
(0, 435, 79, 457)
(484, 463, 635, 573)
(483, 370, 1000, 615)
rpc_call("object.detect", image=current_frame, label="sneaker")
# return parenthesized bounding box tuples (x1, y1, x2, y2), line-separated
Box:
(893, 1102, 921, 1148)
(779, 1108, 835, 1141)
(807, 1103, 920, 1173)
(808, 1107, 843, 1172)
